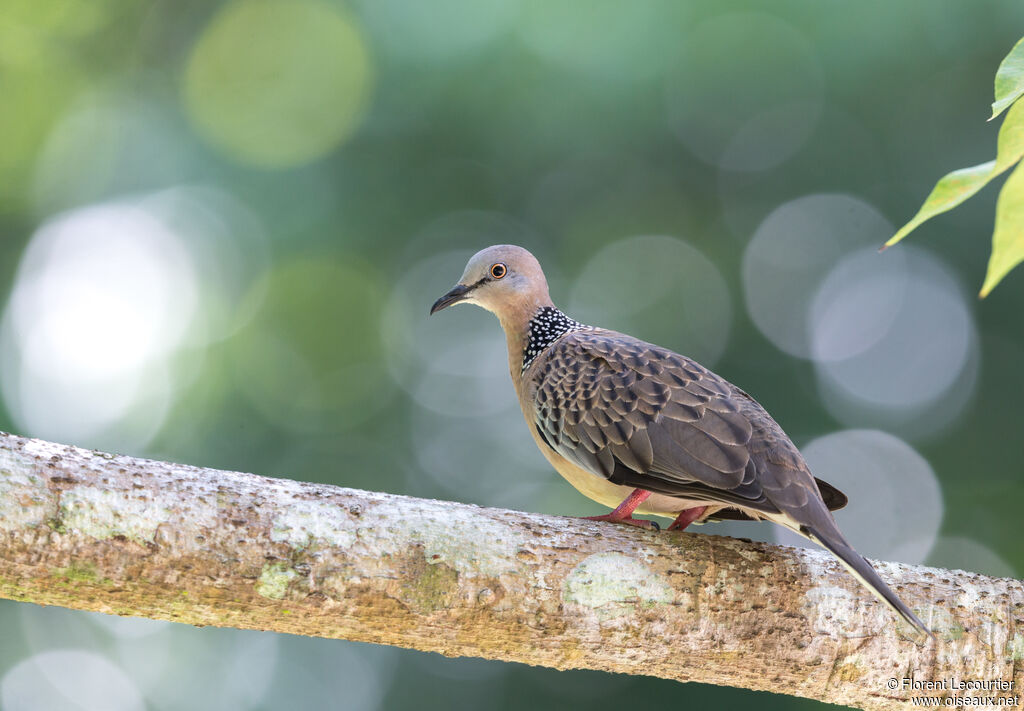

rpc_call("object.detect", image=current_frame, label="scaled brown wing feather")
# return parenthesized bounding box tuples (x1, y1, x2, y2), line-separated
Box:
(530, 330, 926, 636)
(531, 329, 842, 520)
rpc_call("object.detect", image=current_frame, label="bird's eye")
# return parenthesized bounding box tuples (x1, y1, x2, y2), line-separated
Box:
(490, 263, 507, 279)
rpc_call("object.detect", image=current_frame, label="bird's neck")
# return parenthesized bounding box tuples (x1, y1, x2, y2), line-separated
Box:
(501, 303, 588, 384)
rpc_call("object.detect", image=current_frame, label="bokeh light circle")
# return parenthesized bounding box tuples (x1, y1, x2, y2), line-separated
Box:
(0, 201, 200, 450)
(11, 206, 195, 381)
(569, 235, 732, 367)
(807, 248, 908, 363)
(1, 650, 144, 711)
(16, 605, 171, 698)
(742, 193, 895, 359)
(812, 245, 978, 433)
(0, 189, 266, 451)
(773, 429, 943, 565)
(184, 0, 372, 168)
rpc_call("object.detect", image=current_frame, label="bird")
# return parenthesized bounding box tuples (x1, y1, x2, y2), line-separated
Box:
(430, 244, 931, 638)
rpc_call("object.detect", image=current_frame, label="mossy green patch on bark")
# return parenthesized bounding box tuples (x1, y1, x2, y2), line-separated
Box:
(397, 551, 459, 614)
(256, 562, 298, 600)
(51, 561, 111, 587)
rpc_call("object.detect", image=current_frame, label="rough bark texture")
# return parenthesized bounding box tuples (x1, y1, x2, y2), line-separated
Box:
(0, 432, 1020, 710)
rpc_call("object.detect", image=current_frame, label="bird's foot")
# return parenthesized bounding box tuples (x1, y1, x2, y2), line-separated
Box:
(667, 506, 707, 532)
(581, 514, 660, 531)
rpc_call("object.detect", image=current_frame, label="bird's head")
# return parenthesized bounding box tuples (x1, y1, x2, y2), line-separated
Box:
(430, 245, 552, 320)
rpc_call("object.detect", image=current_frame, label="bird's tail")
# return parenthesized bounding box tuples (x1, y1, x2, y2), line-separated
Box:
(800, 523, 933, 640)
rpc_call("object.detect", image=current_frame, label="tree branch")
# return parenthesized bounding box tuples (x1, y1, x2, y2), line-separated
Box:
(0, 432, 1020, 709)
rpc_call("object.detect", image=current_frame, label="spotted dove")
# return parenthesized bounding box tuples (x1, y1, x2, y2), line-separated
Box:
(430, 244, 930, 637)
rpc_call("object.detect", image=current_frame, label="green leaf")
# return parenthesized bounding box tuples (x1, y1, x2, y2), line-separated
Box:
(995, 96, 1024, 171)
(991, 37, 1024, 121)
(980, 159, 1024, 297)
(884, 99, 1024, 250)
(883, 161, 996, 250)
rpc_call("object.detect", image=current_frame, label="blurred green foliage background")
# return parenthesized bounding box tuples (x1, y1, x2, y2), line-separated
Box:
(1, 0, 1023, 709)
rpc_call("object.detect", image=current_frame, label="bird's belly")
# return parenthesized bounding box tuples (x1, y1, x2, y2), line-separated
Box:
(532, 432, 713, 519)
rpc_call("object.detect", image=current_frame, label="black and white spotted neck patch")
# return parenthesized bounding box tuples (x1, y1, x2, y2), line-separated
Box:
(522, 306, 590, 373)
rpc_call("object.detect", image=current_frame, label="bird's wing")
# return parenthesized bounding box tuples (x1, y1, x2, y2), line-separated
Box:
(529, 329, 831, 517)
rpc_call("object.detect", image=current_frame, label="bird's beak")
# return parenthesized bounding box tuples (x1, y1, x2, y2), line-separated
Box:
(430, 283, 473, 315)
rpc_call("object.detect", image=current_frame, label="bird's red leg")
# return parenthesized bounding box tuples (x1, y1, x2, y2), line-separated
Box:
(581, 489, 658, 530)
(667, 506, 707, 531)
